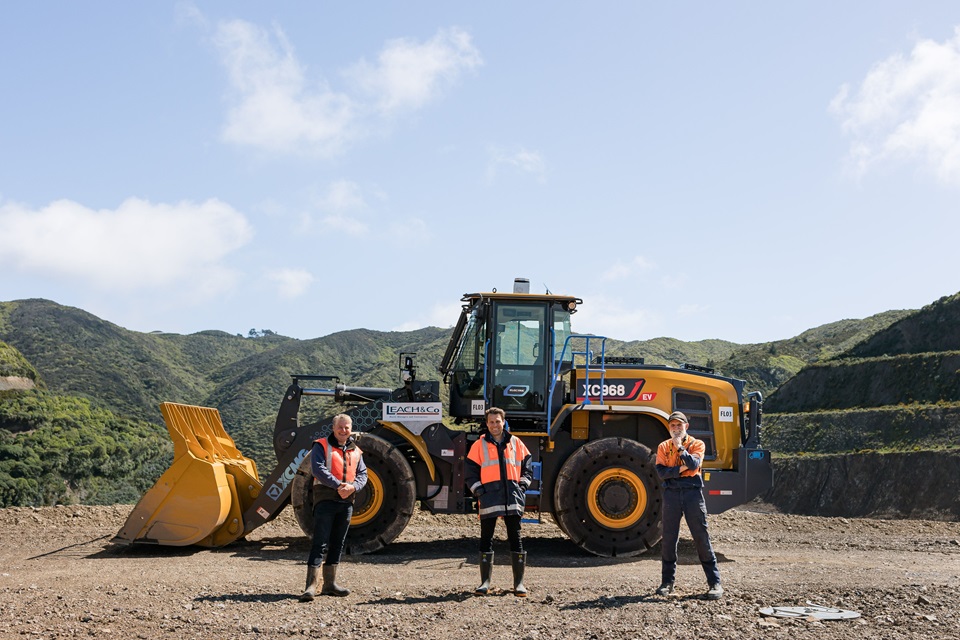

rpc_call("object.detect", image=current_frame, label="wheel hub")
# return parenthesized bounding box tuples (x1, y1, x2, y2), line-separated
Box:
(351, 468, 383, 526)
(587, 468, 647, 530)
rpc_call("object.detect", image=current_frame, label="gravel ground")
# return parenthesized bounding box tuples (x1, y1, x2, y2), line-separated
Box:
(1, 504, 958, 639)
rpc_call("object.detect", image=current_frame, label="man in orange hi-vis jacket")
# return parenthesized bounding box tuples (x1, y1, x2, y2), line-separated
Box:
(655, 411, 723, 600)
(465, 407, 533, 597)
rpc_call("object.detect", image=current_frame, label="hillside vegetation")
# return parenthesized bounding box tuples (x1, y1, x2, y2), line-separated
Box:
(0, 295, 941, 510)
(0, 389, 171, 507)
(713, 310, 912, 399)
(0, 300, 288, 425)
(767, 293, 960, 416)
(761, 294, 960, 519)
(0, 340, 41, 388)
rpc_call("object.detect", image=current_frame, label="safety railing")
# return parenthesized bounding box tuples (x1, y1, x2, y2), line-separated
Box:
(546, 333, 608, 438)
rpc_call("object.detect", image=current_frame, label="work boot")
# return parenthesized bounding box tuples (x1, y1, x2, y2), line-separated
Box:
(320, 564, 350, 597)
(475, 552, 494, 595)
(705, 583, 723, 600)
(655, 582, 674, 597)
(300, 565, 320, 602)
(511, 551, 527, 597)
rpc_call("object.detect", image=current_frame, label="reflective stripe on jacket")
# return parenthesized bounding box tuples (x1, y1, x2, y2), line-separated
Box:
(465, 432, 533, 519)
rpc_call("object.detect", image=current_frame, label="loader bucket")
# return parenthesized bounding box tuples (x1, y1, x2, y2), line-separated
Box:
(113, 402, 262, 547)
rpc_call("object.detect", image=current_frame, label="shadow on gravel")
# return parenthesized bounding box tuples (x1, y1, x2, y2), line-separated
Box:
(85, 541, 211, 560)
(84, 535, 731, 568)
(359, 591, 474, 605)
(193, 592, 298, 604)
(559, 594, 655, 609)
(558, 592, 718, 610)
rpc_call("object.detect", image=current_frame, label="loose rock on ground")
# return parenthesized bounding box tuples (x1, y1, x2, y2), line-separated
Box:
(1, 504, 958, 639)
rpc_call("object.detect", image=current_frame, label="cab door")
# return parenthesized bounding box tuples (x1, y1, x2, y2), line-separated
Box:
(490, 302, 548, 416)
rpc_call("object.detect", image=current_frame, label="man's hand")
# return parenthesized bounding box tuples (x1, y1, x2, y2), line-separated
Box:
(337, 483, 356, 499)
(679, 464, 688, 473)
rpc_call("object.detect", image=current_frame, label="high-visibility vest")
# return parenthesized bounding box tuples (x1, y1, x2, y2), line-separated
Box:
(315, 437, 362, 484)
(469, 436, 529, 484)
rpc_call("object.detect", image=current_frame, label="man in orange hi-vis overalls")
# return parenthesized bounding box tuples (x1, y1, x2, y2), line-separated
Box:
(655, 411, 722, 600)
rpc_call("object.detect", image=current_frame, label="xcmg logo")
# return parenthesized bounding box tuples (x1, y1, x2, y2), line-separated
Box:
(266, 448, 309, 501)
(575, 378, 646, 402)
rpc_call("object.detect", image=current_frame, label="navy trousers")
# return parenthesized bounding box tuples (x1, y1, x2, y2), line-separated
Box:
(307, 500, 353, 567)
(479, 514, 523, 553)
(660, 486, 720, 585)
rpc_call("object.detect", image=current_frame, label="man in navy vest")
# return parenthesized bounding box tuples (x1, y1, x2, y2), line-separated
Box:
(300, 413, 367, 601)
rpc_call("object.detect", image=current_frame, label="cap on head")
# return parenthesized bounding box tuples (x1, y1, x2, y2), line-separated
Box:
(667, 411, 688, 424)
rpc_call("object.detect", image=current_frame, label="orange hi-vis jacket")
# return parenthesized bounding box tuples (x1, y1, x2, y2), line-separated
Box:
(655, 434, 706, 489)
(465, 432, 533, 519)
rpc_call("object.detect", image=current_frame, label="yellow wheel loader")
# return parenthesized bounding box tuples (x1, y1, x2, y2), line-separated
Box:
(114, 279, 772, 557)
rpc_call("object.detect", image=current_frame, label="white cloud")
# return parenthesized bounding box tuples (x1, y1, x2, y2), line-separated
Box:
(214, 19, 355, 154)
(317, 179, 367, 212)
(212, 22, 481, 154)
(264, 268, 314, 299)
(346, 27, 482, 115)
(174, 1, 207, 28)
(485, 147, 547, 183)
(312, 180, 370, 235)
(384, 217, 431, 242)
(0, 197, 253, 292)
(572, 294, 660, 341)
(392, 300, 463, 331)
(676, 303, 708, 318)
(659, 273, 689, 290)
(321, 213, 369, 236)
(830, 26, 960, 185)
(600, 256, 656, 281)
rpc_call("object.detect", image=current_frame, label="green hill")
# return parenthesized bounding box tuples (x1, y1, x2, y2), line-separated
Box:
(767, 293, 960, 415)
(0, 299, 290, 424)
(714, 310, 912, 399)
(0, 295, 937, 510)
(762, 293, 960, 519)
(844, 292, 960, 358)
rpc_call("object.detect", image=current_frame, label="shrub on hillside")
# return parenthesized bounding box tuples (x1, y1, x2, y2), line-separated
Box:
(0, 390, 172, 507)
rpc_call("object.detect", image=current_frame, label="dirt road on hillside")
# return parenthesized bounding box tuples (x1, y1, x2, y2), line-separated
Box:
(1, 504, 958, 639)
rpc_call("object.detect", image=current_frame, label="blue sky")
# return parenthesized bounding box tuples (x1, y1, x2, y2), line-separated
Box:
(2, 2, 959, 345)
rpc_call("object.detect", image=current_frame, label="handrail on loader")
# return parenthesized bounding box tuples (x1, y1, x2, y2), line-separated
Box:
(546, 333, 608, 438)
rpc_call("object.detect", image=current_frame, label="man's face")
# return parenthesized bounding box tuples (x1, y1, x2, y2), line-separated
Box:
(486, 413, 505, 439)
(668, 418, 688, 440)
(333, 418, 353, 443)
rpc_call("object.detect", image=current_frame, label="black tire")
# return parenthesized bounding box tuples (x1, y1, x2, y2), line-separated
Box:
(290, 434, 416, 555)
(553, 437, 662, 557)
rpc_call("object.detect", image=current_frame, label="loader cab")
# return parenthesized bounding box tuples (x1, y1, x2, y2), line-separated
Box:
(440, 287, 580, 429)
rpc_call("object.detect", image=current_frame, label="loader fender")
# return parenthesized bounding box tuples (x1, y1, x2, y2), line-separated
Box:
(377, 421, 436, 482)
